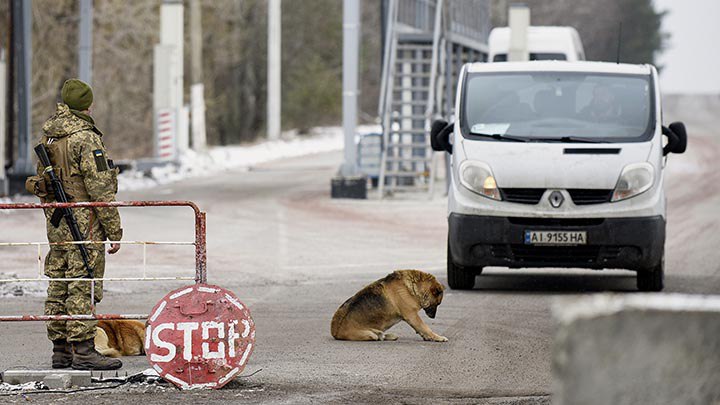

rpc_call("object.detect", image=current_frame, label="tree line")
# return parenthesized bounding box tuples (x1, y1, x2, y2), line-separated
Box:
(1, 0, 665, 160)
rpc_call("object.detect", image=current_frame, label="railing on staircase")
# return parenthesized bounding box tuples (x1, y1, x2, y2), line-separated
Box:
(377, 0, 490, 198)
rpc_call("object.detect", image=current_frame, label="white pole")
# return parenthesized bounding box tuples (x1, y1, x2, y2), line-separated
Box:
(508, 4, 530, 62)
(0, 49, 7, 196)
(78, 0, 93, 85)
(267, 0, 281, 141)
(155, 0, 185, 161)
(341, 0, 360, 176)
(189, 0, 207, 151)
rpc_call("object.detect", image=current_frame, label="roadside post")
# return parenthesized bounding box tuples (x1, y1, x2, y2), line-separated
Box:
(153, 0, 185, 162)
(9, 0, 34, 193)
(331, 0, 368, 199)
(0, 48, 7, 196)
(508, 3, 530, 62)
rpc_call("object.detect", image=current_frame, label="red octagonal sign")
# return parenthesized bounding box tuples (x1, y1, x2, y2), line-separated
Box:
(145, 284, 255, 389)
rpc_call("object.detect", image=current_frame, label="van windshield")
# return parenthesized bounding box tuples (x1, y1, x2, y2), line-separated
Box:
(461, 72, 654, 142)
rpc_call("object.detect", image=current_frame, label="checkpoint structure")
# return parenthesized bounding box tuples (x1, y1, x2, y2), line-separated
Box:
(0, 200, 254, 390)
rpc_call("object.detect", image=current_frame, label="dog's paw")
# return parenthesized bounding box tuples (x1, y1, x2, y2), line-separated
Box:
(382, 333, 398, 341)
(421, 334, 448, 342)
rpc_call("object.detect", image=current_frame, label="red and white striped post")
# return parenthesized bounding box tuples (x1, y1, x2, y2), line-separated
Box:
(156, 108, 176, 161)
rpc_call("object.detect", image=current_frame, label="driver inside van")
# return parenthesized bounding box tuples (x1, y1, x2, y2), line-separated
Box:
(580, 85, 621, 121)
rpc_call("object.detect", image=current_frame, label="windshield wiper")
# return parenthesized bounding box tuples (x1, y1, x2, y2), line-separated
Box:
(533, 136, 607, 144)
(469, 132, 529, 142)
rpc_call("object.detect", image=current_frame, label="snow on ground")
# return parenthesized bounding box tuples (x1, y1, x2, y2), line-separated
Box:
(0, 273, 47, 298)
(119, 125, 380, 191)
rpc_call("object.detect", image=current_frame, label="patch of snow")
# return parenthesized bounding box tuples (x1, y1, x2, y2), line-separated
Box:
(0, 381, 47, 392)
(119, 125, 381, 191)
(0, 197, 14, 214)
(0, 273, 47, 297)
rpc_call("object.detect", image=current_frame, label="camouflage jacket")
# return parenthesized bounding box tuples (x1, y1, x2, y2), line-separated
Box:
(37, 103, 122, 250)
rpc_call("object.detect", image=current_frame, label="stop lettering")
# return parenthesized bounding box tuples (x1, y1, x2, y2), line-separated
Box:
(145, 284, 255, 389)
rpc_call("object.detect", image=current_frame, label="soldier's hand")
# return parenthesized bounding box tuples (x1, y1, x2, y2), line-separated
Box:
(108, 243, 121, 254)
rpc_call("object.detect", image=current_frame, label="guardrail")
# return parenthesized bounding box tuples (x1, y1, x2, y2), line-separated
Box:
(0, 200, 206, 322)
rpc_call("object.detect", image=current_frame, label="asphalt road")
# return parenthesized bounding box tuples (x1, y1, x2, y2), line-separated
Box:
(1, 95, 718, 404)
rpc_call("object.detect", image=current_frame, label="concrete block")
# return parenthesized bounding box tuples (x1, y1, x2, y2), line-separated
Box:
(1, 369, 92, 387)
(552, 294, 720, 405)
(43, 374, 72, 389)
(331, 176, 367, 199)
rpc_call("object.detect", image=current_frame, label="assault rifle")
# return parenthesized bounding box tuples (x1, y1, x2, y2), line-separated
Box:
(35, 144, 94, 278)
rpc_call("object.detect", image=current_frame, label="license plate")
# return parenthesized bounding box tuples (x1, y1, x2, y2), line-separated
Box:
(524, 230, 587, 245)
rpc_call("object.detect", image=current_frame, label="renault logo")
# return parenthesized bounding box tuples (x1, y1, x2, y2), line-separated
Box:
(549, 191, 564, 208)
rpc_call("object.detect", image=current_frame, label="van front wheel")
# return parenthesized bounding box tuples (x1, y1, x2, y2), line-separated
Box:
(447, 243, 476, 290)
(637, 256, 664, 292)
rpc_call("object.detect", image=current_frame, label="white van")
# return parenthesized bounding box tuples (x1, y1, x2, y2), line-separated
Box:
(488, 26, 585, 62)
(430, 61, 687, 291)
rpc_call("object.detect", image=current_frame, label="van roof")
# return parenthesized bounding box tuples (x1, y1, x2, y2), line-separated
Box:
(488, 26, 585, 60)
(466, 61, 653, 75)
(489, 26, 581, 40)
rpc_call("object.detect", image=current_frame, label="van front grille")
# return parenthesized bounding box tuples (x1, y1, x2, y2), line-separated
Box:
(501, 188, 545, 204)
(567, 189, 613, 205)
(507, 217, 605, 227)
(500, 189, 613, 205)
(489, 244, 630, 264)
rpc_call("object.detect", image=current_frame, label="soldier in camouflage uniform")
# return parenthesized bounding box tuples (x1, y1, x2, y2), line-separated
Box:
(27, 79, 123, 370)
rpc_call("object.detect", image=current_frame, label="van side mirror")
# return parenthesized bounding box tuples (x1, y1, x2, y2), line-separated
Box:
(662, 122, 687, 155)
(430, 119, 453, 154)
(668, 122, 687, 154)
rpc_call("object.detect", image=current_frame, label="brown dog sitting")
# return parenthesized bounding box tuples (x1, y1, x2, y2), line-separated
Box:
(331, 270, 447, 342)
(94, 320, 146, 357)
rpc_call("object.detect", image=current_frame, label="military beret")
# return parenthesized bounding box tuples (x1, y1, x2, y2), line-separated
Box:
(61, 79, 94, 111)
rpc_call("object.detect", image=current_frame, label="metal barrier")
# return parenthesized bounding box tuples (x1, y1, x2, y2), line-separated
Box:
(0, 200, 206, 322)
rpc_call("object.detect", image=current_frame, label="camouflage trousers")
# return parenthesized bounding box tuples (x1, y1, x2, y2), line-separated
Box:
(45, 248, 105, 342)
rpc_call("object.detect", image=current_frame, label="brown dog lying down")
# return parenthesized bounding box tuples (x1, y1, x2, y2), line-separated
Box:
(331, 270, 447, 342)
(94, 320, 146, 357)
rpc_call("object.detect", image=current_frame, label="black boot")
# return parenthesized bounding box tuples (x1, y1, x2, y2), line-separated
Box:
(51, 339, 73, 369)
(71, 339, 122, 370)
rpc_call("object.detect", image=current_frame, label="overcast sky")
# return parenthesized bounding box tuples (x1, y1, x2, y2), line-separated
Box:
(654, 0, 720, 94)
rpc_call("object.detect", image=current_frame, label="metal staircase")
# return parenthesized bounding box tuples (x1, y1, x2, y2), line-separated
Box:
(377, 0, 490, 198)
(378, 0, 440, 197)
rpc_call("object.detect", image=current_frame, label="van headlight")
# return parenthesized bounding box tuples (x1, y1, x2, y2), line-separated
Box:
(611, 163, 654, 202)
(459, 161, 502, 200)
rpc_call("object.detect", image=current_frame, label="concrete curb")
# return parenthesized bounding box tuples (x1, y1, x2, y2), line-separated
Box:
(1, 369, 92, 388)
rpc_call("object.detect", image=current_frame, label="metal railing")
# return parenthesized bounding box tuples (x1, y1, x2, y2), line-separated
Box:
(0, 201, 207, 322)
(395, 0, 490, 43)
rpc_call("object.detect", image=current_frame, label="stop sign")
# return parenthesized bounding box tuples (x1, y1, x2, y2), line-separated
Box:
(145, 284, 255, 389)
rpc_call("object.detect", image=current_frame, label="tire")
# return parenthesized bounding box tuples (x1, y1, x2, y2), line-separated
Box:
(447, 243, 476, 290)
(637, 256, 664, 292)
